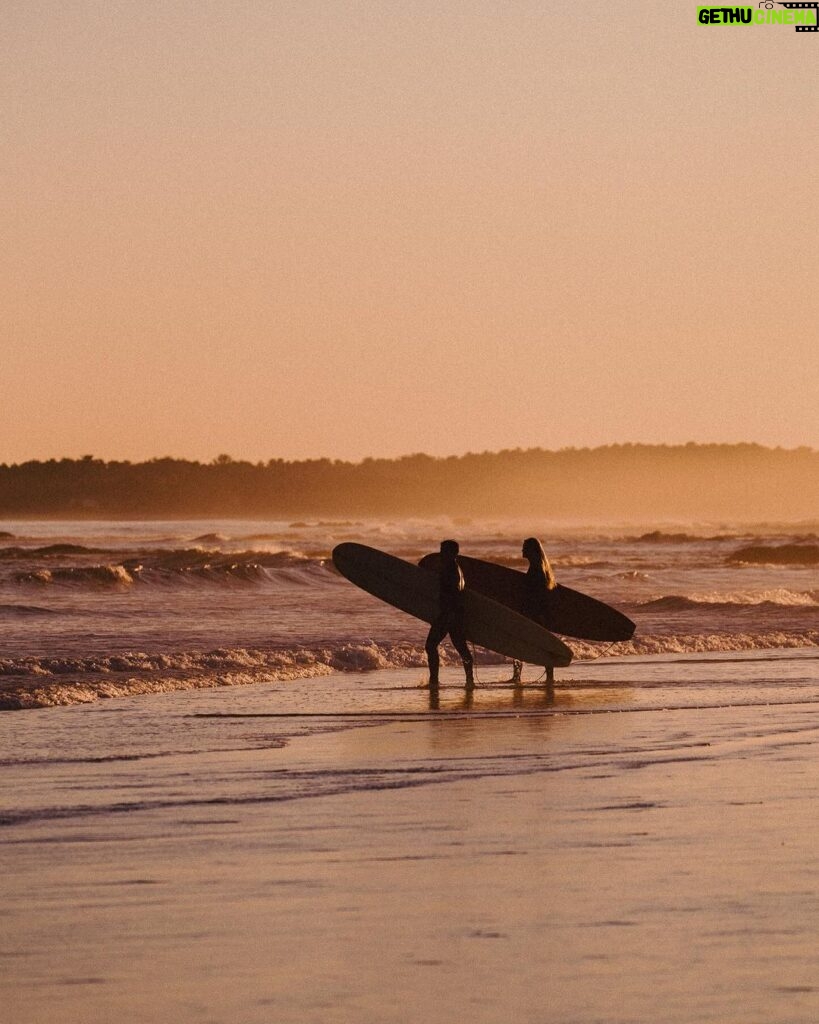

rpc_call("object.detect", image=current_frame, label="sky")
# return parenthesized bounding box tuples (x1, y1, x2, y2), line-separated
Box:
(3, 1, 818, 463)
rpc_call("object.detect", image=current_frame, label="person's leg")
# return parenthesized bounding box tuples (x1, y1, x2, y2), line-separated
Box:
(543, 663, 555, 703)
(424, 620, 447, 686)
(448, 625, 474, 688)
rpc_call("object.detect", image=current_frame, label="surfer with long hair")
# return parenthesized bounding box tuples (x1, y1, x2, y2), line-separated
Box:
(425, 539, 474, 689)
(512, 536, 557, 684)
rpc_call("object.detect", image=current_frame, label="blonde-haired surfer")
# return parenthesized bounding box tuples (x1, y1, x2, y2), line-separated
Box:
(512, 537, 557, 684)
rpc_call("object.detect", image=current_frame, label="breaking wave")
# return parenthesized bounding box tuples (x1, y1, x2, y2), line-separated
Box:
(628, 531, 735, 544)
(0, 544, 105, 558)
(596, 631, 819, 660)
(9, 549, 336, 588)
(636, 589, 818, 611)
(2, 631, 818, 710)
(553, 556, 611, 568)
(0, 642, 422, 710)
(16, 565, 135, 586)
(728, 544, 819, 566)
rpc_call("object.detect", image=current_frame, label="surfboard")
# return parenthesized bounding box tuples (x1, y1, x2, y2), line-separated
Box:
(332, 543, 573, 668)
(418, 553, 635, 642)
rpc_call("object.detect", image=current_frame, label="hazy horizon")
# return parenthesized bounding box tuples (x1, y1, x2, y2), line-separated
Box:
(3, 444, 818, 522)
(3, 438, 819, 467)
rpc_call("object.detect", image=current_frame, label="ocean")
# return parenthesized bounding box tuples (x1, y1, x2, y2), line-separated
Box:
(1, 517, 817, 710)
(3, 517, 819, 1023)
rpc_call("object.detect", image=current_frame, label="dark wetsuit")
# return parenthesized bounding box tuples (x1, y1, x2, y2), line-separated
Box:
(524, 563, 555, 626)
(425, 557, 473, 682)
(512, 560, 556, 683)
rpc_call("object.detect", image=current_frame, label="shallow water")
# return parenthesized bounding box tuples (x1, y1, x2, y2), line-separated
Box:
(1, 518, 817, 709)
(2, 649, 818, 1023)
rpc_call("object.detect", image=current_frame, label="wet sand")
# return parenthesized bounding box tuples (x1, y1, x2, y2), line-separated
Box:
(2, 651, 819, 1023)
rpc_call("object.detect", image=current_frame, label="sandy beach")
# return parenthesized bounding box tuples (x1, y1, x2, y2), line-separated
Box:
(2, 650, 818, 1023)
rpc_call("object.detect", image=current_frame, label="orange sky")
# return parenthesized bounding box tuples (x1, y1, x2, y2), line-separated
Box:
(3, 2, 818, 462)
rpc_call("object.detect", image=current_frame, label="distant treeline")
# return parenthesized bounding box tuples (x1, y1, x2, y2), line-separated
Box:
(1, 445, 818, 520)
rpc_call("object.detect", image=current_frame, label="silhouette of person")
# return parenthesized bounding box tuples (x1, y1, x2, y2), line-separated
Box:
(512, 536, 557, 684)
(425, 539, 474, 689)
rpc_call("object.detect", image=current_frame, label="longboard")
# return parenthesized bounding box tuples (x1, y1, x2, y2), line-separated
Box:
(332, 543, 573, 668)
(418, 553, 635, 642)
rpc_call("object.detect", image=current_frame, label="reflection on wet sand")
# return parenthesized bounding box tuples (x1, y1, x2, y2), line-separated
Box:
(423, 675, 635, 716)
(427, 679, 556, 713)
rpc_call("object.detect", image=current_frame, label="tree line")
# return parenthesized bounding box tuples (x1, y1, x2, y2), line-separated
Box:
(0, 444, 817, 520)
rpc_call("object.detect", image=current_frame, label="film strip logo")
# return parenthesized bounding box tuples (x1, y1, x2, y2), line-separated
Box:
(768, 1, 819, 31)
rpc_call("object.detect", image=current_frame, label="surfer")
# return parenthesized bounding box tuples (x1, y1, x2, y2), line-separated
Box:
(512, 537, 557, 684)
(425, 539, 474, 689)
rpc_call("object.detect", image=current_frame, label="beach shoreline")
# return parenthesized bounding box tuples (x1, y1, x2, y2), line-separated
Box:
(4, 635, 819, 712)
(2, 651, 819, 1023)
(3, 517, 818, 713)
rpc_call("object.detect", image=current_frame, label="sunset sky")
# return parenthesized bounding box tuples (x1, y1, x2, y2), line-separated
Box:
(4, 1, 818, 463)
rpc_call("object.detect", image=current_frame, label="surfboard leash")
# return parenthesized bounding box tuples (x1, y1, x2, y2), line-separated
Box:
(525, 641, 622, 682)
(577, 640, 621, 661)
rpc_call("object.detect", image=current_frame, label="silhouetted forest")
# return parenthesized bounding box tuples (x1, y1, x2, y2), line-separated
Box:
(1, 445, 818, 520)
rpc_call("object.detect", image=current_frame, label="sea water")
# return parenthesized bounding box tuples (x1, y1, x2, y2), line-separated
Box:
(0, 517, 817, 709)
(1, 521, 818, 1022)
